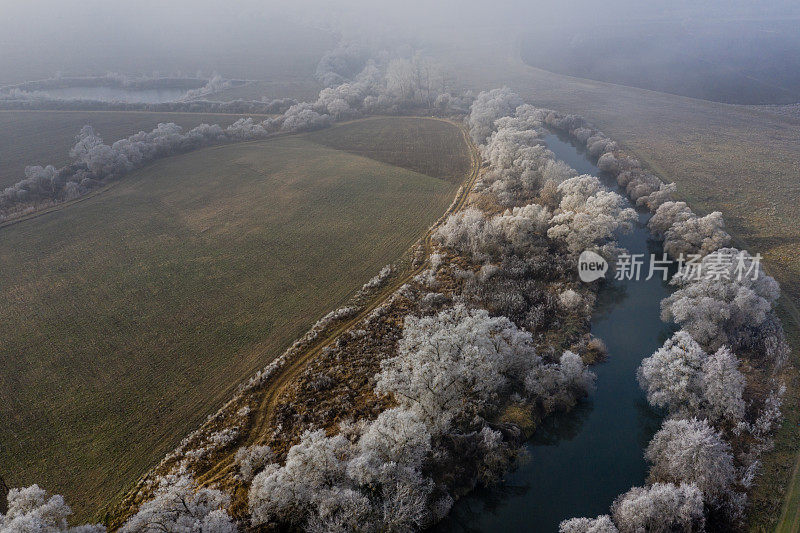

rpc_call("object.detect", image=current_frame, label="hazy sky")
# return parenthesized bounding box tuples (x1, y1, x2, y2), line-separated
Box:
(4, 0, 798, 42)
(1, 0, 798, 84)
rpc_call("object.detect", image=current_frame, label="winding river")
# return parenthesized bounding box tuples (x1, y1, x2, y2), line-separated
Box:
(437, 132, 675, 531)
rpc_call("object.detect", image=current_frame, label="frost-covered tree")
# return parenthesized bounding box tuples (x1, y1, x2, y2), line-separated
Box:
(637, 182, 676, 212)
(281, 103, 331, 133)
(547, 175, 636, 255)
(477, 110, 570, 203)
(664, 211, 730, 258)
(623, 173, 661, 205)
(433, 207, 497, 260)
(524, 351, 596, 414)
(584, 134, 617, 157)
(354, 407, 432, 467)
(597, 152, 621, 175)
(638, 332, 746, 425)
(648, 201, 693, 239)
(467, 87, 522, 144)
(0, 485, 105, 533)
(553, 174, 602, 212)
(611, 482, 705, 533)
(559, 515, 618, 533)
(249, 430, 350, 526)
(224, 117, 267, 140)
(494, 204, 552, 249)
(434, 203, 553, 261)
(637, 331, 707, 416)
(68, 125, 104, 162)
(559, 289, 584, 311)
(461, 256, 569, 333)
(648, 202, 730, 257)
(248, 417, 444, 531)
(375, 304, 539, 431)
(234, 445, 274, 482)
(700, 346, 746, 426)
(345, 463, 437, 530)
(300, 486, 372, 533)
(750, 384, 785, 439)
(661, 248, 781, 352)
(645, 418, 737, 506)
(544, 112, 587, 133)
(315, 42, 370, 86)
(385, 55, 442, 107)
(121, 475, 235, 533)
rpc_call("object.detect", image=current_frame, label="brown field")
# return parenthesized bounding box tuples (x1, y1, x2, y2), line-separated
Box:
(0, 117, 470, 520)
(305, 116, 471, 184)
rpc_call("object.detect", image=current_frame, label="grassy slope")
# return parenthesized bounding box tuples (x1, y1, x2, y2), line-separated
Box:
(430, 31, 800, 531)
(0, 110, 269, 188)
(0, 118, 468, 520)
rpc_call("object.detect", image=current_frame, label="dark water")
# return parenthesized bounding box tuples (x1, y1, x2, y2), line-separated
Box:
(436, 133, 675, 532)
(42, 86, 187, 103)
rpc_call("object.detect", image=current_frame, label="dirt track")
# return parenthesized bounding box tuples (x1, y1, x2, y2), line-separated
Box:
(193, 120, 482, 489)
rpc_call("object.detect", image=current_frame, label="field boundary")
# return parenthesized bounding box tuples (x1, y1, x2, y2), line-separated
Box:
(191, 119, 481, 489)
(0, 115, 458, 232)
(100, 116, 480, 527)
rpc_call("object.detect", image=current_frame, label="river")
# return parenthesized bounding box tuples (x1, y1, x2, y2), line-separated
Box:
(436, 132, 675, 532)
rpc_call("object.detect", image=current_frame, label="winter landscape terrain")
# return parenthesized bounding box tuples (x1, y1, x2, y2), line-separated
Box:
(1, 1, 799, 532)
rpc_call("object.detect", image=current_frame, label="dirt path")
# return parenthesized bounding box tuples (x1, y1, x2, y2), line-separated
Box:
(194, 121, 481, 489)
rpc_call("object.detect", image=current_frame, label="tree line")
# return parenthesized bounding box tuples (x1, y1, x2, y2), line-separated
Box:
(543, 108, 788, 533)
(2, 87, 788, 533)
(1, 46, 468, 223)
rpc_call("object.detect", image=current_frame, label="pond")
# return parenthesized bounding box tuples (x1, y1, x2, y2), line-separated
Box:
(436, 132, 674, 531)
(41, 86, 188, 103)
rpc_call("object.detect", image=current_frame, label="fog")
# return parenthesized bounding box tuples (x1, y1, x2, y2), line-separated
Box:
(3, 0, 799, 88)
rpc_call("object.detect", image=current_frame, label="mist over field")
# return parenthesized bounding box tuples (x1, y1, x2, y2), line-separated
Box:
(4, 0, 800, 95)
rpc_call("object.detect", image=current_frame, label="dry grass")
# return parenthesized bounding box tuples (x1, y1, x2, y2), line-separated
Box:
(305, 116, 473, 184)
(0, 118, 467, 521)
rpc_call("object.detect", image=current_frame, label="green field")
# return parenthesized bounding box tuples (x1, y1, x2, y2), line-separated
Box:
(0, 110, 269, 188)
(0, 117, 469, 520)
